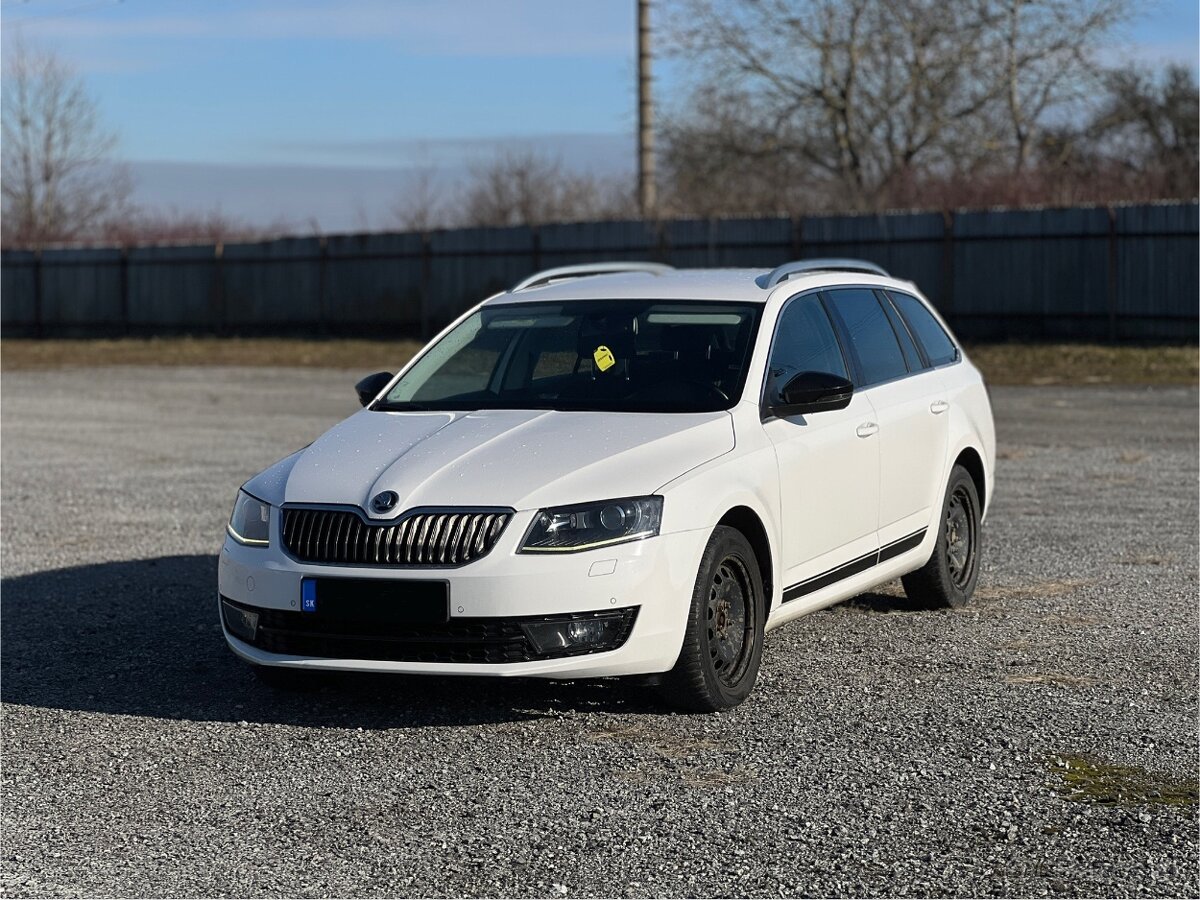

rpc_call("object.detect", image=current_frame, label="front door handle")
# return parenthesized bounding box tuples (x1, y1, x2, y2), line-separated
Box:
(930, 400, 949, 415)
(856, 422, 879, 438)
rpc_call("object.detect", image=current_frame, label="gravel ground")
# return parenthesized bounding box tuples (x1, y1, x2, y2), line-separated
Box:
(2, 367, 1197, 898)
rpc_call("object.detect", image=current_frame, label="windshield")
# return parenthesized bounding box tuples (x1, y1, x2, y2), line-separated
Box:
(378, 299, 762, 413)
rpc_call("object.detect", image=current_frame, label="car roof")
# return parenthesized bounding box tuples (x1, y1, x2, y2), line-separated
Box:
(482, 267, 905, 306)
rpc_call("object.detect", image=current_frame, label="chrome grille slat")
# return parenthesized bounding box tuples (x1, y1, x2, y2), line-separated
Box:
(396, 513, 415, 564)
(296, 509, 309, 558)
(440, 514, 459, 563)
(328, 511, 342, 562)
(281, 508, 511, 568)
(475, 514, 495, 555)
(416, 516, 434, 563)
(343, 516, 355, 563)
(470, 514, 485, 555)
(428, 516, 446, 563)
(325, 512, 340, 562)
(340, 515, 354, 562)
(461, 515, 478, 561)
(447, 515, 467, 564)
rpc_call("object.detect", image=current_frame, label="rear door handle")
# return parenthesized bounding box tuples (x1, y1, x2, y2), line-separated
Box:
(930, 400, 949, 415)
(856, 422, 879, 438)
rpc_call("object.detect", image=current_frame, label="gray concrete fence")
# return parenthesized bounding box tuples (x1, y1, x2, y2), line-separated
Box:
(2, 201, 1196, 341)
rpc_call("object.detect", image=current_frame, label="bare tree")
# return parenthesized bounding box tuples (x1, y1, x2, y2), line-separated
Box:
(391, 166, 448, 232)
(987, 0, 1134, 173)
(2, 41, 133, 247)
(1089, 63, 1199, 198)
(98, 208, 292, 247)
(459, 150, 634, 227)
(662, 0, 1135, 214)
(665, 0, 1005, 212)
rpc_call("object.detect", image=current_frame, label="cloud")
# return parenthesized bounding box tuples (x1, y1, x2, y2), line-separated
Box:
(264, 132, 636, 168)
(7, 0, 632, 58)
(123, 129, 635, 232)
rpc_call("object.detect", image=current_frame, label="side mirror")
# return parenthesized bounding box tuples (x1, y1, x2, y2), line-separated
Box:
(355, 371, 394, 407)
(765, 371, 854, 418)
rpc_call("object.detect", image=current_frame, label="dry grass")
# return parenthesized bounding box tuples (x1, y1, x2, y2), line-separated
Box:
(966, 343, 1197, 386)
(1049, 754, 1199, 808)
(0, 337, 423, 371)
(1, 338, 1196, 385)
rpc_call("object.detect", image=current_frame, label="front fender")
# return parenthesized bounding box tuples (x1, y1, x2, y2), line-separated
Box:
(656, 428, 782, 611)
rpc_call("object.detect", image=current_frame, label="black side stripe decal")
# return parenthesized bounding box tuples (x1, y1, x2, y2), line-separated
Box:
(878, 528, 927, 564)
(782, 528, 927, 603)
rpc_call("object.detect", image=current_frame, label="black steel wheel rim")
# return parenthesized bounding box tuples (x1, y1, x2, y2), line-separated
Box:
(945, 484, 977, 589)
(706, 555, 755, 688)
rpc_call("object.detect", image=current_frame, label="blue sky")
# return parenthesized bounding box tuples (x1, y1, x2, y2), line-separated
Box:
(3, 0, 1197, 230)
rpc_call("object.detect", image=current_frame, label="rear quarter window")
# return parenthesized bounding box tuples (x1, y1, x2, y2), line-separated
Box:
(888, 291, 959, 367)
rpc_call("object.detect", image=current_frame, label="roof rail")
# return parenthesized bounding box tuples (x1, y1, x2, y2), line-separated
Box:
(511, 262, 673, 292)
(762, 258, 889, 288)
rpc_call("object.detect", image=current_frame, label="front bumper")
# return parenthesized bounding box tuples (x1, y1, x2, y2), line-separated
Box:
(218, 513, 709, 678)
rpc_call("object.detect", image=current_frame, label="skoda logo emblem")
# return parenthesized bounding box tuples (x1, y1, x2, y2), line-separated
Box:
(370, 491, 399, 514)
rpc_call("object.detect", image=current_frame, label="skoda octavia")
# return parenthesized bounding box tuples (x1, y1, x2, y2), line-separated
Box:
(219, 260, 995, 710)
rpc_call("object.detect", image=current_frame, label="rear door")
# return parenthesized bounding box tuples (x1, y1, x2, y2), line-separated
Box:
(823, 288, 950, 552)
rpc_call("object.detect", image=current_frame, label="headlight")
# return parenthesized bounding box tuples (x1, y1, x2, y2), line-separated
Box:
(520, 496, 662, 553)
(227, 489, 271, 546)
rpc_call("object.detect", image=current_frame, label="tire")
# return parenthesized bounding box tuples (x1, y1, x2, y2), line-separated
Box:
(659, 525, 765, 712)
(901, 464, 982, 609)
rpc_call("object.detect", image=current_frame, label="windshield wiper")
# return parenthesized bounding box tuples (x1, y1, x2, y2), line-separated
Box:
(372, 400, 433, 412)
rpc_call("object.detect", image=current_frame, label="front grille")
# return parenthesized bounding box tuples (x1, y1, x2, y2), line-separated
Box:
(282, 507, 511, 567)
(222, 597, 638, 664)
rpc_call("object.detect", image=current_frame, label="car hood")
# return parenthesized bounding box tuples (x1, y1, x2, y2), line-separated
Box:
(279, 408, 735, 513)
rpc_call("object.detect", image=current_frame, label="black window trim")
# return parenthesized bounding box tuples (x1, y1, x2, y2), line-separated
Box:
(875, 288, 930, 371)
(758, 286, 853, 410)
(761, 283, 962, 407)
(820, 286, 915, 391)
(885, 289, 962, 370)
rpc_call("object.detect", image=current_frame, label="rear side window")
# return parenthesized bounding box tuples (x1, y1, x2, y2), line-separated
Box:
(878, 292, 923, 371)
(768, 295, 848, 381)
(823, 289, 908, 387)
(889, 291, 959, 367)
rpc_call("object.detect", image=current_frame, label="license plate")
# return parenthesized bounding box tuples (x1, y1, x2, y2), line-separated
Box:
(299, 578, 449, 625)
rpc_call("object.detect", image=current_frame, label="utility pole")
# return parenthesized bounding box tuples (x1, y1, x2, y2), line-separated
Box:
(637, 0, 657, 219)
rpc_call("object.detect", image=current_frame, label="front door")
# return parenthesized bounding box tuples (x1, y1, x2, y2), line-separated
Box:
(761, 294, 880, 595)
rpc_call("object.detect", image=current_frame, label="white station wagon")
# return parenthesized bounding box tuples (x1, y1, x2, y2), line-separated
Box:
(219, 260, 995, 710)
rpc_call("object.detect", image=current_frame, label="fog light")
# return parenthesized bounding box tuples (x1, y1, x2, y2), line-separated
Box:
(221, 599, 259, 643)
(520, 611, 634, 656)
(567, 619, 611, 644)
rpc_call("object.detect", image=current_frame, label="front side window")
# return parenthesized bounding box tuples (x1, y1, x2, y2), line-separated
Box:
(823, 288, 909, 387)
(379, 299, 762, 414)
(888, 291, 960, 367)
(766, 295, 848, 384)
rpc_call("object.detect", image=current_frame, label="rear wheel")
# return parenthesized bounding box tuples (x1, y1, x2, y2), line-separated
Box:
(901, 464, 982, 608)
(660, 526, 765, 712)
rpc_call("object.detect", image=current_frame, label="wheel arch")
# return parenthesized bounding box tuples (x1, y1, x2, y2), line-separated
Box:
(716, 506, 774, 615)
(953, 445, 987, 511)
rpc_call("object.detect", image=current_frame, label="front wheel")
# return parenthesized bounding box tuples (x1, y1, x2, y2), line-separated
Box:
(901, 464, 982, 608)
(659, 526, 765, 712)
